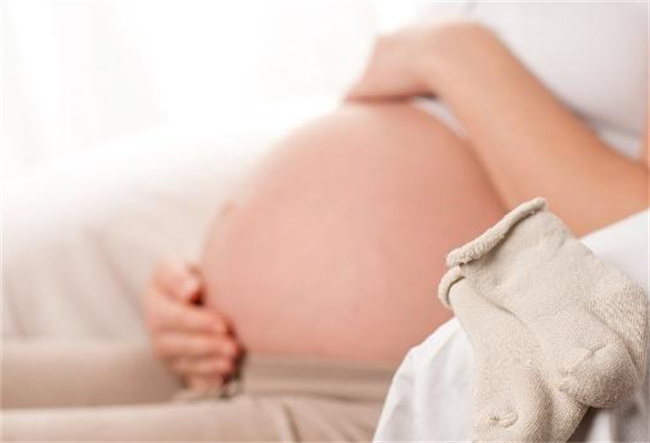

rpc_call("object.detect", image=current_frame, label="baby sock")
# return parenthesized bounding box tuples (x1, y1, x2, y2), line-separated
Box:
(439, 268, 586, 442)
(447, 198, 649, 408)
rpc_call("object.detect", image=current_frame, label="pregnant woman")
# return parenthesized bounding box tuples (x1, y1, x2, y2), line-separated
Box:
(2, 2, 648, 441)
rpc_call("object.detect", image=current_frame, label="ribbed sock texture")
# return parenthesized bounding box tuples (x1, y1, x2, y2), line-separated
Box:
(447, 198, 649, 408)
(440, 272, 587, 442)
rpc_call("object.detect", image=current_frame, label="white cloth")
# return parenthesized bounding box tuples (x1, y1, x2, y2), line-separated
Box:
(1, 102, 331, 338)
(374, 210, 650, 442)
(416, 1, 648, 159)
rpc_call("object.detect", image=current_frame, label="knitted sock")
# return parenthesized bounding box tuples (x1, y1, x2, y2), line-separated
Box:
(447, 198, 649, 408)
(439, 268, 586, 442)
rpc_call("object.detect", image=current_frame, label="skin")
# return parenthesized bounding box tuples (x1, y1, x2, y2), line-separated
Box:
(142, 260, 241, 388)
(144, 22, 650, 386)
(348, 22, 650, 234)
(201, 103, 504, 362)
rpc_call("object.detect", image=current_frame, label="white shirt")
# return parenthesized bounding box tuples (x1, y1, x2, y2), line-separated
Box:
(417, 1, 648, 159)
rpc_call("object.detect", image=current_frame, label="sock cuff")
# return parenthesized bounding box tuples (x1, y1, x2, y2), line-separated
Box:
(438, 266, 464, 308)
(446, 197, 547, 267)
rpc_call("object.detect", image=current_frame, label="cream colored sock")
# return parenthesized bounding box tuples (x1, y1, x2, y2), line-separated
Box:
(439, 268, 587, 442)
(447, 198, 649, 408)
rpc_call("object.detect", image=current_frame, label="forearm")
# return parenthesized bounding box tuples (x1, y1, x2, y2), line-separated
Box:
(424, 27, 649, 235)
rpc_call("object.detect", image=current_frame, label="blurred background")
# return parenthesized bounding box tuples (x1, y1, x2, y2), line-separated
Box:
(1, 0, 426, 176)
(0, 0, 438, 338)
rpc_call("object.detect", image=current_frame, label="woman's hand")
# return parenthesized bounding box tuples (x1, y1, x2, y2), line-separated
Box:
(345, 21, 493, 102)
(142, 259, 241, 390)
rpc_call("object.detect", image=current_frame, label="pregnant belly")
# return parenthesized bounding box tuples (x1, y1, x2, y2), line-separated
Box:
(200, 104, 503, 363)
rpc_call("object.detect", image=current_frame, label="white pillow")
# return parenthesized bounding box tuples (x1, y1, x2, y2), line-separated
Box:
(374, 210, 649, 442)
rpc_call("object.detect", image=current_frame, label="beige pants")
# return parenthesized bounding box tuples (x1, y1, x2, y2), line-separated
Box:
(1, 341, 395, 441)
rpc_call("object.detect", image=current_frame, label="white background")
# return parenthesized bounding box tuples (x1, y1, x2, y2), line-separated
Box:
(1, 0, 422, 176)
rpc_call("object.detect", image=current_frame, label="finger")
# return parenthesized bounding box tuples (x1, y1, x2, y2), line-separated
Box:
(185, 262, 205, 305)
(171, 356, 236, 377)
(154, 259, 202, 303)
(155, 332, 239, 359)
(344, 86, 381, 103)
(187, 261, 201, 277)
(157, 294, 229, 334)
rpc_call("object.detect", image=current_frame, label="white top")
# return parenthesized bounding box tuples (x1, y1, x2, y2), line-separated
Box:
(416, 1, 648, 159)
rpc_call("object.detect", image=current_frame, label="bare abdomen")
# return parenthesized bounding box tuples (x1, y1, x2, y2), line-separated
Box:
(201, 103, 504, 363)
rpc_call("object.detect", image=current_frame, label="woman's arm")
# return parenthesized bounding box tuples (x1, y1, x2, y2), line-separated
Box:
(643, 122, 650, 170)
(349, 23, 649, 235)
(424, 24, 649, 235)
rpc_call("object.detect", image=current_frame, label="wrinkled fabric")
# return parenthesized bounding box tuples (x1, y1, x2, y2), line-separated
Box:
(375, 210, 650, 442)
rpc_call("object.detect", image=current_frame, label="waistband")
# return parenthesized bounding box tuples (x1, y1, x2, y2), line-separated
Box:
(175, 354, 397, 403)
